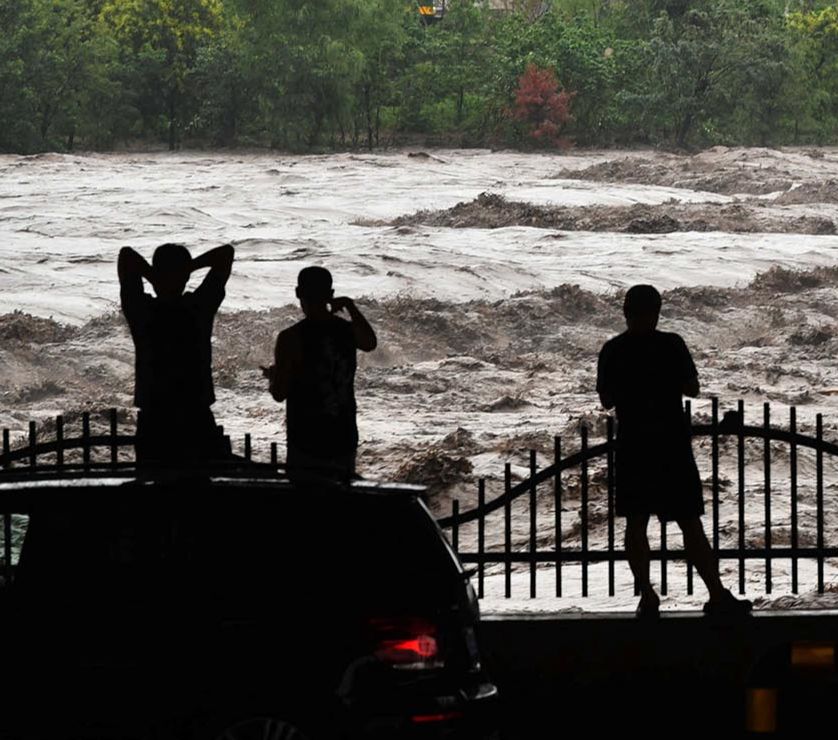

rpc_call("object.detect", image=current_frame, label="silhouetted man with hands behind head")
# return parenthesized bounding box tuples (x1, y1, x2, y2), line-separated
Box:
(262, 267, 376, 481)
(597, 285, 752, 618)
(119, 243, 234, 465)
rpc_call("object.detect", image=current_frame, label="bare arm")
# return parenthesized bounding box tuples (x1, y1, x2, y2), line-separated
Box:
(267, 330, 300, 403)
(118, 247, 153, 313)
(330, 297, 377, 352)
(192, 243, 235, 286)
(118, 247, 153, 290)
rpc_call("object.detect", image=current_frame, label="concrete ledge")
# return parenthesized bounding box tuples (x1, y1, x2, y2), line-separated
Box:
(478, 610, 838, 737)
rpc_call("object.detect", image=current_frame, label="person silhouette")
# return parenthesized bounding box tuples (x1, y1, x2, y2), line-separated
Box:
(261, 267, 376, 480)
(118, 243, 234, 465)
(596, 284, 752, 618)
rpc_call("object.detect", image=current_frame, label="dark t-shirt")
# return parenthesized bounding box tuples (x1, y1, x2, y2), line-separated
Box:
(121, 279, 224, 410)
(283, 317, 358, 457)
(597, 330, 697, 443)
(597, 330, 703, 519)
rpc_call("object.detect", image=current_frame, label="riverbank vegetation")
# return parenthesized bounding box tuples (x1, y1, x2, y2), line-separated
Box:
(3, 0, 838, 153)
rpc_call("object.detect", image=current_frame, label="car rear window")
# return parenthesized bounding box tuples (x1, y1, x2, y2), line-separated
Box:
(11, 482, 460, 610)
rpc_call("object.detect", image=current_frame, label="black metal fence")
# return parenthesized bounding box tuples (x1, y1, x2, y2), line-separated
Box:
(0, 409, 265, 585)
(437, 398, 838, 600)
(2, 400, 838, 601)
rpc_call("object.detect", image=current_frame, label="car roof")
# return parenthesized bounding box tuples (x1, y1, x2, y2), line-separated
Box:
(0, 465, 427, 499)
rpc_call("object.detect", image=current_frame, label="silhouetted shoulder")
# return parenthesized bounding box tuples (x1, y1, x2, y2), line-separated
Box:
(596, 332, 626, 396)
(597, 331, 629, 364)
(659, 331, 698, 378)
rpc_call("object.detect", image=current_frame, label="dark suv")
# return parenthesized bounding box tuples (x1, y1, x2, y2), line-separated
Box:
(0, 470, 499, 739)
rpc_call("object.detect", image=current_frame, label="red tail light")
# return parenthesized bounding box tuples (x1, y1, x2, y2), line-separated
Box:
(368, 616, 444, 670)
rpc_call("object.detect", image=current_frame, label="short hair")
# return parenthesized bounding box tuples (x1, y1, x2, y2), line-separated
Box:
(152, 243, 191, 274)
(297, 266, 333, 300)
(624, 284, 662, 317)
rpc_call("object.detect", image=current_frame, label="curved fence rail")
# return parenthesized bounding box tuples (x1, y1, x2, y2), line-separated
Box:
(438, 398, 838, 601)
(2, 400, 838, 602)
(0, 409, 269, 585)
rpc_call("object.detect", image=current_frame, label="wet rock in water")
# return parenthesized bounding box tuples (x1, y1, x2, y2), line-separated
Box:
(394, 450, 473, 494)
(0, 311, 77, 344)
(622, 212, 680, 233)
(481, 395, 531, 412)
(407, 151, 447, 163)
(774, 179, 838, 205)
(386, 192, 833, 235)
(439, 427, 480, 455)
(788, 327, 834, 346)
(749, 265, 838, 293)
(555, 155, 796, 195)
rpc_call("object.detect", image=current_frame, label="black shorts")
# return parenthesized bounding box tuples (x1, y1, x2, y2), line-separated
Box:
(615, 435, 704, 522)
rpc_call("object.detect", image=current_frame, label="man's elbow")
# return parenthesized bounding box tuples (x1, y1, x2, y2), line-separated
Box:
(117, 246, 132, 273)
(269, 381, 287, 403)
(220, 244, 235, 267)
(359, 336, 377, 352)
(598, 392, 615, 410)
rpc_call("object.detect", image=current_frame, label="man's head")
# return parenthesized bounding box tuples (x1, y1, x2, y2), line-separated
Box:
(152, 243, 192, 300)
(296, 266, 334, 317)
(623, 284, 661, 333)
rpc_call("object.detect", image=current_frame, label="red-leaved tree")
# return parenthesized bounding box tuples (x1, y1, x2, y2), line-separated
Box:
(510, 64, 574, 148)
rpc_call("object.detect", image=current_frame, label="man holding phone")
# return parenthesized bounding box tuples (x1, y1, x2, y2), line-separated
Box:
(262, 266, 377, 480)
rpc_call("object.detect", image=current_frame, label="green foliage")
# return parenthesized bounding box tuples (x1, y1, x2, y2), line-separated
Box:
(99, 0, 224, 148)
(2, 0, 838, 152)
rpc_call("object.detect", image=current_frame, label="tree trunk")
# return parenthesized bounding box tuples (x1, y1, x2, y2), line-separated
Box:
(168, 92, 178, 151)
(364, 83, 374, 151)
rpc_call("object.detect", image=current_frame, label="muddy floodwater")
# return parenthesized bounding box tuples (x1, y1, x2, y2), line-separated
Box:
(3, 145, 838, 611)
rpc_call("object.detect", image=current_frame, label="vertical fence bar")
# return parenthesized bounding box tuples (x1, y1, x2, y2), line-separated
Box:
(763, 403, 772, 594)
(554, 436, 562, 598)
(3, 512, 11, 585)
(660, 521, 668, 597)
(56, 416, 64, 469)
(28, 421, 36, 469)
(270, 442, 278, 467)
(451, 499, 459, 553)
(581, 426, 589, 598)
(110, 408, 118, 467)
(712, 398, 720, 553)
(2, 429, 9, 469)
(529, 450, 537, 599)
(790, 407, 799, 594)
(478, 479, 485, 599)
(244, 434, 252, 461)
(685, 399, 694, 595)
(504, 463, 512, 599)
(606, 417, 615, 597)
(738, 400, 746, 595)
(817, 414, 825, 594)
(710, 396, 719, 556)
(82, 412, 91, 471)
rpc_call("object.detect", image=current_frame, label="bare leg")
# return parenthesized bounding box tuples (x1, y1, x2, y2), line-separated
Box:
(677, 517, 726, 602)
(625, 514, 658, 608)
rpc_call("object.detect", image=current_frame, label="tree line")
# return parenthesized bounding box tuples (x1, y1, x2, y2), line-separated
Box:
(2, 0, 838, 153)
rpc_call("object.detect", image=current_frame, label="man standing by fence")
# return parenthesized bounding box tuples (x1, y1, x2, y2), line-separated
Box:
(262, 266, 376, 480)
(597, 284, 752, 618)
(119, 243, 234, 464)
